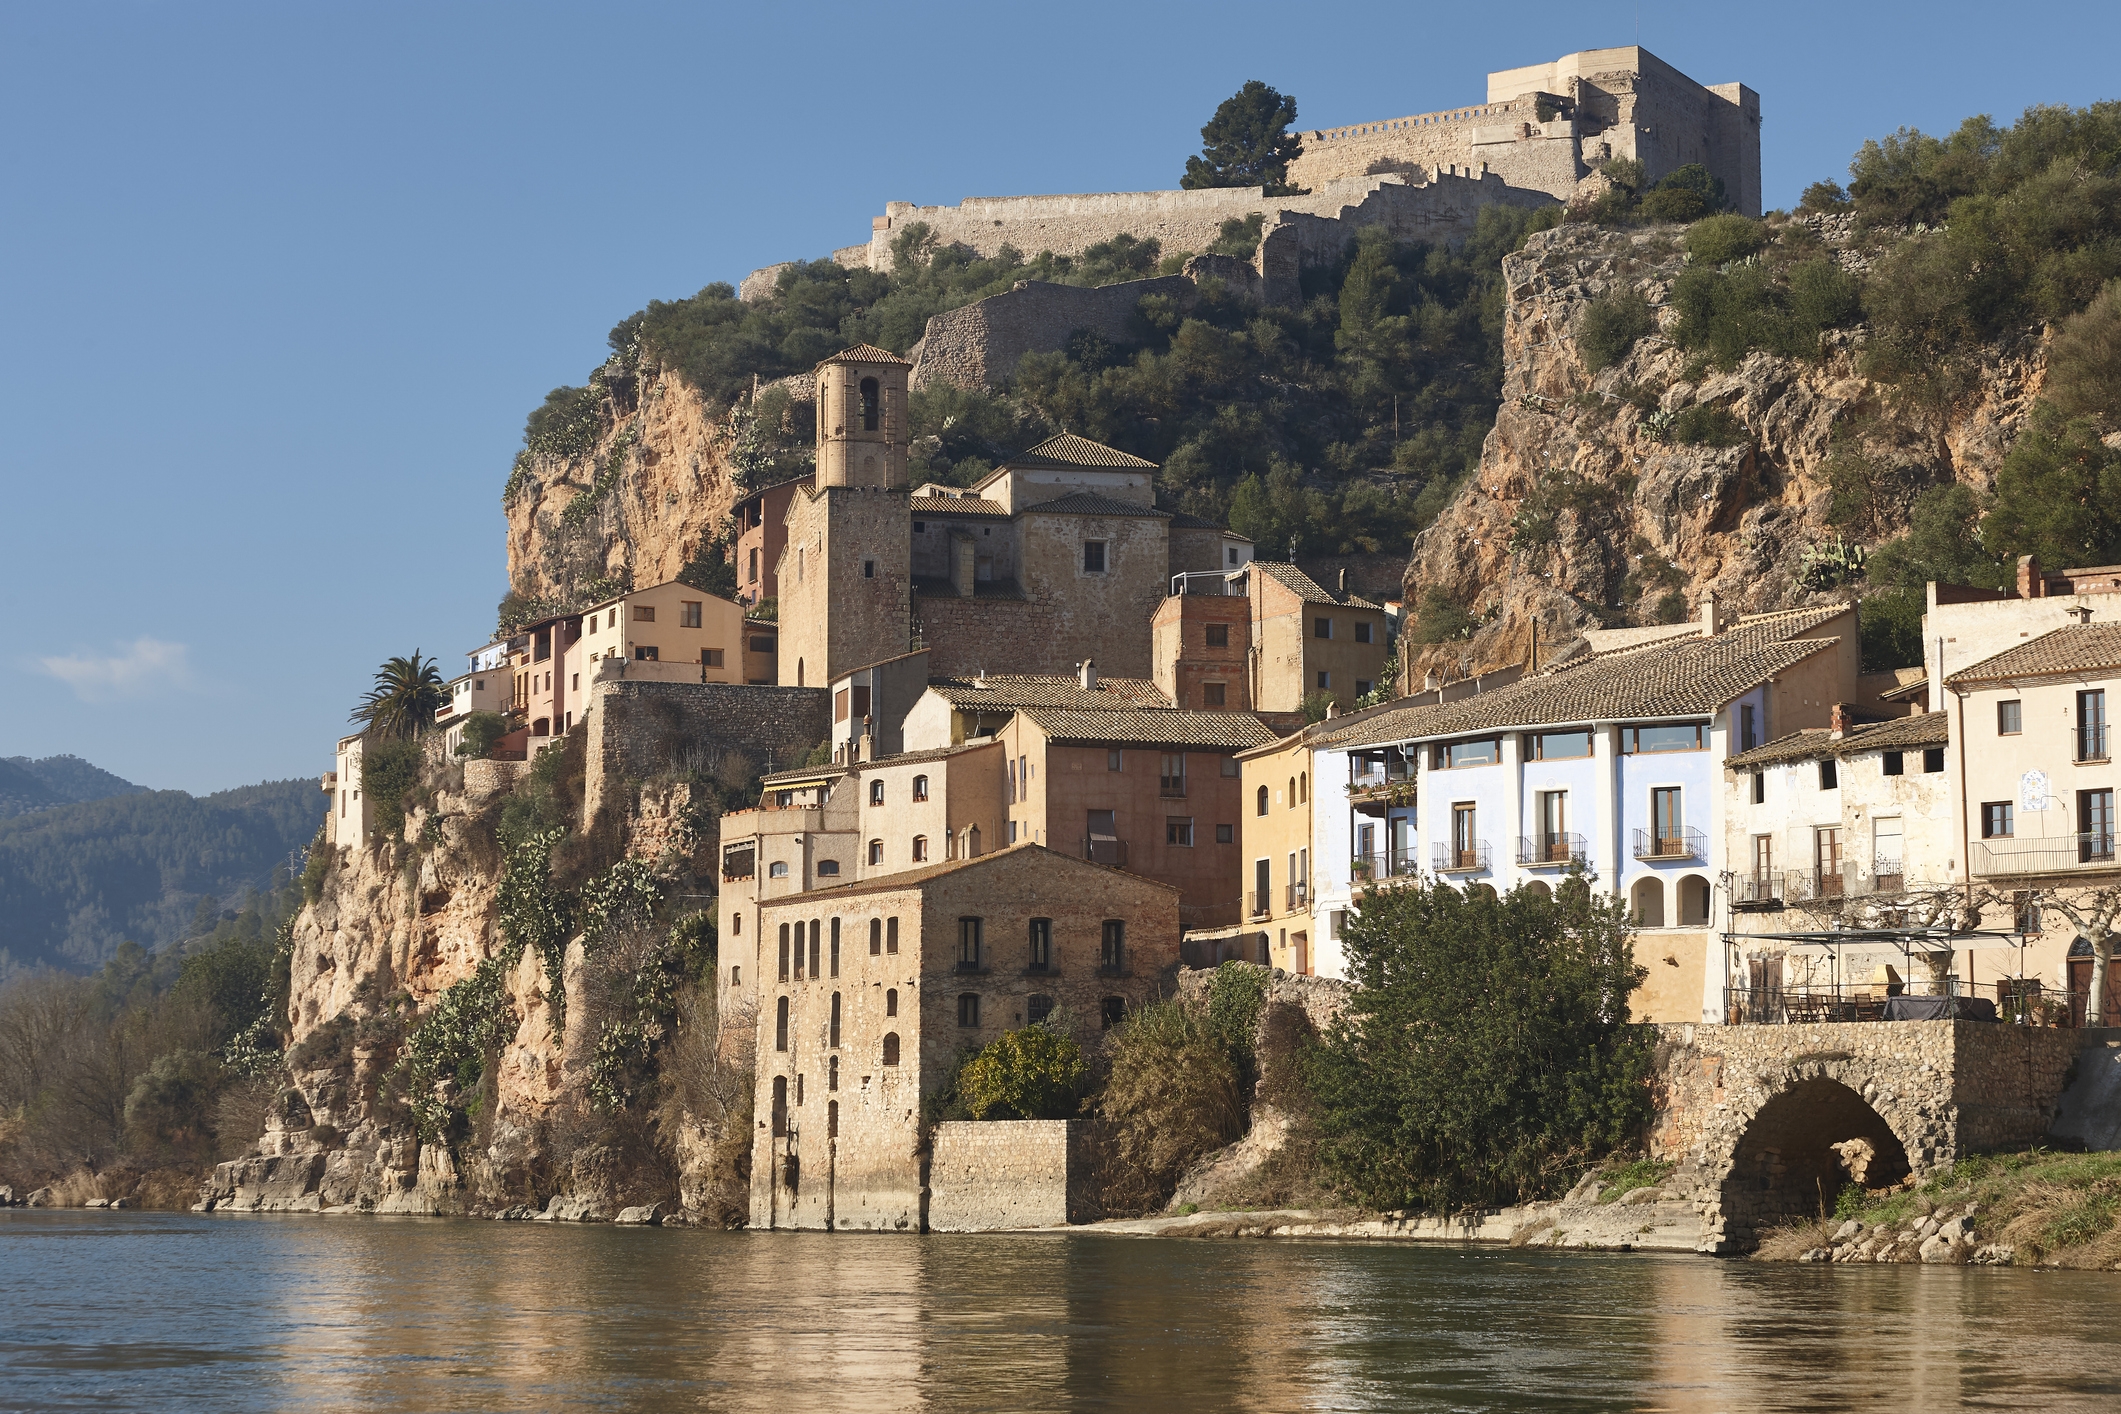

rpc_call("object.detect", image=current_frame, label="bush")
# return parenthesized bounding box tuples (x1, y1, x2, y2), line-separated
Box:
(1685, 214, 1766, 266)
(1983, 405, 2121, 569)
(1799, 180, 1851, 214)
(1579, 288, 1656, 373)
(1307, 877, 1653, 1211)
(957, 1025, 1088, 1120)
(358, 739, 425, 841)
(453, 712, 511, 761)
(123, 1050, 225, 1159)
(1411, 587, 1476, 643)
(1094, 1001, 1244, 1212)
(1666, 404, 1748, 447)
(2046, 280, 2121, 430)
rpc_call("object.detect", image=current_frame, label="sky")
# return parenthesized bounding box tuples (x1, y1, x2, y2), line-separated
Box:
(3, 1, 2115, 795)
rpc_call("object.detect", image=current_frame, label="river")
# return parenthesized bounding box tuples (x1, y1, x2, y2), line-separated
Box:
(1, 1211, 2115, 1411)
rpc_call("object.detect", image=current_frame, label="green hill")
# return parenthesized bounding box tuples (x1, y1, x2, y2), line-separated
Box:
(0, 754, 146, 818)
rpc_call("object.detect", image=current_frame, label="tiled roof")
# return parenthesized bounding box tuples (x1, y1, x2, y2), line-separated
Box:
(1252, 561, 1383, 611)
(1168, 511, 1237, 532)
(1945, 624, 2121, 686)
(1725, 711, 1950, 769)
(1001, 433, 1157, 470)
(820, 343, 912, 366)
(1019, 491, 1172, 519)
(910, 494, 1010, 520)
(759, 764, 849, 786)
(1020, 706, 1278, 749)
(928, 673, 1172, 710)
(858, 741, 1002, 769)
(1323, 606, 1849, 747)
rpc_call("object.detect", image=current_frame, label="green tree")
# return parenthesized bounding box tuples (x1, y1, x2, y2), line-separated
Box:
(1308, 876, 1653, 1211)
(1859, 484, 2010, 670)
(352, 653, 446, 740)
(358, 739, 425, 841)
(957, 1025, 1088, 1120)
(1182, 81, 1305, 195)
(453, 711, 512, 760)
(1579, 288, 1655, 373)
(1983, 406, 2121, 569)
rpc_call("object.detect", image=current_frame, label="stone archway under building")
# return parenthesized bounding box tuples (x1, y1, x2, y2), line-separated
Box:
(1713, 1075, 1912, 1248)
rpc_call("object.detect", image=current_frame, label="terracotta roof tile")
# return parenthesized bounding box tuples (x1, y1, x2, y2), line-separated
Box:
(1252, 561, 1383, 610)
(1002, 433, 1157, 469)
(820, 343, 912, 366)
(1725, 711, 1950, 769)
(1020, 706, 1278, 749)
(928, 673, 1172, 710)
(1019, 491, 1172, 519)
(909, 494, 1010, 520)
(1945, 624, 2121, 686)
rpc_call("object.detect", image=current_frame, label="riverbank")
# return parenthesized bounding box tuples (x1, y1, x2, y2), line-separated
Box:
(1067, 1193, 1705, 1251)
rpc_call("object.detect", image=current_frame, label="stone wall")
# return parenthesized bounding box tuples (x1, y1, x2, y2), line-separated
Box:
(928, 1119, 1094, 1230)
(910, 276, 1196, 392)
(583, 678, 830, 824)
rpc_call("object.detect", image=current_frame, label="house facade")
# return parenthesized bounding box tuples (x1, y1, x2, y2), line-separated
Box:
(1245, 563, 1390, 713)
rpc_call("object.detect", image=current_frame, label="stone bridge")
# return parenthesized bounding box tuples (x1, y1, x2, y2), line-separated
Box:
(1649, 1021, 2089, 1253)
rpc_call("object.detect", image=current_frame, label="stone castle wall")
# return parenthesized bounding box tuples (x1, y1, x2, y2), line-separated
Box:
(909, 275, 1196, 391)
(583, 679, 830, 823)
(928, 1120, 1094, 1230)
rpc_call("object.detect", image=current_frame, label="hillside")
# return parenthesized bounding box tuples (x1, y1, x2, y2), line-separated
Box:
(0, 754, 144, 819)
(0, 778, 324, 977)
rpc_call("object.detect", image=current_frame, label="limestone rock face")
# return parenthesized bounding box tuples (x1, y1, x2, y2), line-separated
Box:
(1401, 221, 2047, 679)
(503, 360, 748, 610)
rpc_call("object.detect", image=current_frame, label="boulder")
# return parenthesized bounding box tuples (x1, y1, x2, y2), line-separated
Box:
(1615, 1186, 1669, 1207)
(84, 1198, 108, 1209)
(1971, 1243, 2016, 1266)
(532, 1193, 606, 1223)
(1798, 1247, 1832, 1263)
(615, 1204, 663, 1226)
(1919, 1234, 1962, 1265)
(0, 1184, 14, 1206)
(25, 1187, 54, 1208)
(1833, 1219, 1864, 1242)
(108, 1197, 131, 1209)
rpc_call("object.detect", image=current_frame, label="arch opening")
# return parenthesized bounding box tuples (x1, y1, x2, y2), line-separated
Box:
(1718, 1076, 1911, 1249)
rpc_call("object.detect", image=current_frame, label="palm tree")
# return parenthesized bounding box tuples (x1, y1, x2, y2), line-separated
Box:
(352, 652, 447, 740)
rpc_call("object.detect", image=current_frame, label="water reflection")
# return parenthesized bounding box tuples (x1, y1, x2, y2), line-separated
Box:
(2, 1213, 2118, 1412)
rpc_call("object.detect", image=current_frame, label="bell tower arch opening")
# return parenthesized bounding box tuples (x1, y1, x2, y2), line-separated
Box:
(1718, 1076, 1911, 1247)
(815, 345, 910, 490)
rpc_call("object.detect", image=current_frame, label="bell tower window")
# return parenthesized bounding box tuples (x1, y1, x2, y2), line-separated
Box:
(860, 377, 880, 432)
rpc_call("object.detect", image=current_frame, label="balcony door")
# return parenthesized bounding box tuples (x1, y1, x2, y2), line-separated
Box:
(1652, 788, 1682, 855)
(1539, 790, 1566, 861)
(2083, 788, 2116, 863)
(1452, 804, 1477, 870)
(1815, 826, 1844, 896)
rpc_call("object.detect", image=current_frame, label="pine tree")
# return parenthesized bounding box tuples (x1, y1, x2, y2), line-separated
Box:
(1181, 81, 1305, 196)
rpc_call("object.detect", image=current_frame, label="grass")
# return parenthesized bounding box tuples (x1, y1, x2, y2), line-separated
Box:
(1595, 1158, 1674, 1203)
(1754, 1147, 2121, 1265)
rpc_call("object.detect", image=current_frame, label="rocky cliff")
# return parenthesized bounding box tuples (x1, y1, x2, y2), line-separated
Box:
(1401, 218, 2046, 676)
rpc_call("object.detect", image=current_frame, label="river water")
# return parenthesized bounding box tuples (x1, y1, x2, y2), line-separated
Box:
(1, 1211, 2115, 1412)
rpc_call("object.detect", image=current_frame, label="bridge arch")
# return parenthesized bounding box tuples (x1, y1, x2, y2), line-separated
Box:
(1709, 1069, 1917, 1251)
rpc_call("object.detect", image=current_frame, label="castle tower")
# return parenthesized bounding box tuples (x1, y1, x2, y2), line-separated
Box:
(777, 345, 914, 688)
(815, 344, 910, 489)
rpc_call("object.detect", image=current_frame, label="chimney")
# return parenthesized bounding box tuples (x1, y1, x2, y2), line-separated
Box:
(1079, 659, 1098, 691)
(1829, 702, 1852, 739)
(1337, 567, 1349, 597)
(2018, 554, 2043, 599)
(1698, 593, 1720, 637)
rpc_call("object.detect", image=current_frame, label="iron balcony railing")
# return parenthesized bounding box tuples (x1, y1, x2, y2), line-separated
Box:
(2080, 722, 2109, 761)
(1631, 827, 1706, 862)
(1972, 831, 2119, 877)
(1170, 571, 1232, 596)
(1286, 881, 1309, 910)
(1249, 890, 1269, 918)
(1516, 832, 1587, 866)
(1350, 848, 1419, 881)
(1783, 865, 1855, 902)
(1083, 837, 1128, 867)
(1734, 871, 1783, 908)
(1432, 840, 1492, 873)
(1722, 980, 1973, 1025)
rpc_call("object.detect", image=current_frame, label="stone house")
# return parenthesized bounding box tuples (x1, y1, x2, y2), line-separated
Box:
(572, 579, 749, 687)
(746, 843, 1180, 1232)
(826, 648, 930, 761)
(1245, 562, 1389, 713)
(1153, 578, 1254, 712)
(731, 473, 807, 612)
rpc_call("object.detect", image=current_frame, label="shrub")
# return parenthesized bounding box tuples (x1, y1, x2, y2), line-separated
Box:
(1094, 1000, 1244, 1212)
(358, 739, 425, 841)
(1580, 288, 1656, 373)
(1208, 213, 1266, 259)
(453, 712, 511, 760)
(1307, 877, 1653, 1211)
(1685, 214, 1766, 266)
(1799, 180, 1851, 214)
(2046, 280, 2121, 430)
(957, 1025, 1088, 1121)
(1666, 404, 1748, 447)
(123, 1050, 225, 1159)
(1412, 586, 1476, 643)
(1982, 405, 2121, 569)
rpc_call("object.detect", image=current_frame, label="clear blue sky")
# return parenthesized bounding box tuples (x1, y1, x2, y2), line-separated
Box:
(3, 2, 2114, 794)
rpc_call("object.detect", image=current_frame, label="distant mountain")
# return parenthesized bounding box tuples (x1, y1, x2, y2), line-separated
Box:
(0, 754, 146, 819)
(0, 777, 324, 978)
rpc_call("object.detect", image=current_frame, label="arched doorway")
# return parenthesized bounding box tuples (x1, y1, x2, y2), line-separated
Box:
(1631, 876, 1665, 927)
(1676, 874, 1711, 926)
(1718, 1077, 1910, 1249)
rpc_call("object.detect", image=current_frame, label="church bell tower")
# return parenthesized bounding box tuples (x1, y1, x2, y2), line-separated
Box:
(815, 344, 910, 489)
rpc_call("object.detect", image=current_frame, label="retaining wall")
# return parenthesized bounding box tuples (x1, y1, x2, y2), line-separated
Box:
(928, 1119, 1095, 1230)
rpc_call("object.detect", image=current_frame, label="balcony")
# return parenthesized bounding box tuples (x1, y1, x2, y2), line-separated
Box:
(1783, 866, 1854, 902)
(1083, 836, 1128, 867)
(1346, 778, 1415, 808)
(1632, 827, 1705, 862)
(1721, 979, 2005, 1026)
(1159, 779, 1188, 799)
(1248, 890, 1269, 919)
(1285, 881, 1309, 910)
(1734, 872, 1783, 909)
(721, 849, 757, 882)
(1350, 848, 1419, 883)
(1170, 571, 1232, 596)
(1432, 841, 1492, 874)
(2079, 724, 2109, 762)
(1516, 833, 1587, 867)
(1972, 831, 2119, 879)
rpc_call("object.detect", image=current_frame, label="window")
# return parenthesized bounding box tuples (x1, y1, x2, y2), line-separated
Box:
(1751, 834, 1773, 880)
(857, 376, 880, 431)
(817, 860, 840, 876)
(1299, 772, 1307, 803)
(1256, 785, 1269, 815)
(882, 1032, 900, 1065)
(1527, 731, 1593, 761)
(1028, 993, 1055, 1024)
(1160, 753, 1186, 794)
(1206, 623, 1229, 648)
(870, 779, 885, 806)
(1083, 540, 1108, 573)
(1815, 827, 1843, 891)
(2080, 690, 2109, 760)
(1314, 617, 1333, 639)
(912, 775, 929, 800)
(1622, 724, 1705, 754)
(774, 997, 788, 1051)
(1215, 823, 1234, 844)
(1751, 770, 1765, 805)
(1254, 858, 1270, 915)
(1874, 817, 1903, 885)
(829, 993, 842, 1047)
(1221, 757, 1239, 777)
(1354, 621, 1373, 644)
(1982, 801, 2014, 838)
(634, 605, 655, 622)
(836, 689, 850, 722)
(1819, 759, 1839, 790)
(777, 926, 790, 980)
(1433, 738, 1499, 769)
(1101, 920, 1125, 971)
(1101, 997, 1125, 1028)
(830, 919, 840, 976)
(1317, 671, 1331, 690)
(2082, 789, 2116, 862)
(809, 921, 821, 978)
(1029, 918, 1052, 971)
(958, 917, 982, 969)
(867, 839, 883, 865)
(863, 559, 875, 579)
(1998, 700, 2022, 735)
(1355, 681, 1372, 697)
(886, 917, 898, 954)
(957, 993, 981, 1028)
(1450, 803, 1478, 869)
(869, 918, 882, 955)
(1202, 682, 1227, 706)
(1167, 817, 1194, 846)
(885, 988, 897, 1016)
(828, 1098, 838, 1136)
(1922, 747, 1945, 773)
(731, 964, 741, 988)
(702, 648, 724, 668)
(571, 674, 579, 690)
(680, 601, 702, 628)
(1537, 791, 1567, 856)
(772, 1076, 787, 1135)
(912, 835, 928, 861)
(634, 646, 659, 661)
(1109, 750, 1123, 772)
(2012, 891, 2042, 935)
(732, 913, 741, 936)
(1882, 751, 1904, 776)
(1739, 704, 1759, 753)
(748, 547, 759, 584)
